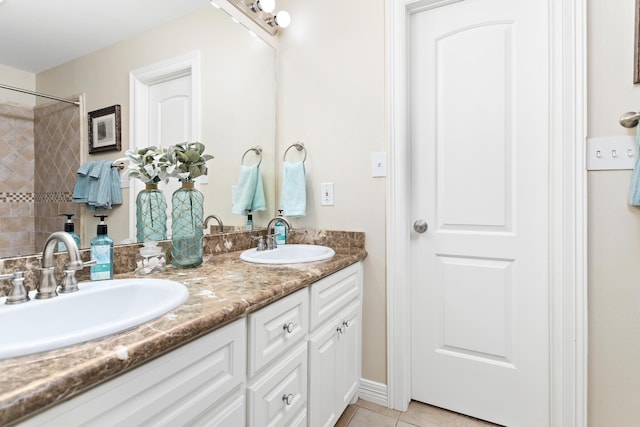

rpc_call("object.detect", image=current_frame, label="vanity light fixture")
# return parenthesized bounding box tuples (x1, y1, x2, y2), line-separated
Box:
(224, 0, 290, 35)
(251, 0, 275, 14)
(267, 10, 291, 28)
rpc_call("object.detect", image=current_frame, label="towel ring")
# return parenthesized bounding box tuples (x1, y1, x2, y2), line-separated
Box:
(241, 146, 263, 167)
(283, 142, 307, 163)
(111, 159, 127, 170)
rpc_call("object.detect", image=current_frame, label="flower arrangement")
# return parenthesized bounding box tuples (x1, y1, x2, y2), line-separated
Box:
(123, 142, 214, 184)
(167, 142, 214, 181)
(124, 146, 174, 184)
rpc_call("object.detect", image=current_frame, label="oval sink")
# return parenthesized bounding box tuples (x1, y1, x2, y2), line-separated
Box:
(0, 278, 188, 359)
(240, 244, 335, 264)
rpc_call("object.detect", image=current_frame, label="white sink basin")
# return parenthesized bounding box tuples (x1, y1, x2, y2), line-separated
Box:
(0, 278, 188, 359)
(240, 244, 335, 264)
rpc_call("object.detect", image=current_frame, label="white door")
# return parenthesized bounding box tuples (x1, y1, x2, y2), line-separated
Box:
(133, 73, 192, 237)
(409, 1, 549, 426)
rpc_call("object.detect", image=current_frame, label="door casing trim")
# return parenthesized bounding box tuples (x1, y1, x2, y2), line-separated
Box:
(384, 0, 588, 425)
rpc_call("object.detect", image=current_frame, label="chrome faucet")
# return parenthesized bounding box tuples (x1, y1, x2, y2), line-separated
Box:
(266, 215, 293, 239)
(203, 214, 224, 233)
(36, 231, 95, 299)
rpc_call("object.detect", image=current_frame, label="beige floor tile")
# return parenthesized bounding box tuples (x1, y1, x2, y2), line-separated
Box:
(355, 398, 401, 420)
(346, 407, 397, 427)
(398, 401, 496, 427)
(335, 404, 358, 427)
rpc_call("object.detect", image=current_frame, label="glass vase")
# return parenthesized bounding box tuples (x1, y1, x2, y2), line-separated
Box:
(171, 179, 203, 268)
(136, 183, 167, 243)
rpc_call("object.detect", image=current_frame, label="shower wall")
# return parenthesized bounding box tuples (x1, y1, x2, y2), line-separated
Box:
(0, 99, 81, 258)
(0, 102, 35, 257)
(33, 101, 81, 250)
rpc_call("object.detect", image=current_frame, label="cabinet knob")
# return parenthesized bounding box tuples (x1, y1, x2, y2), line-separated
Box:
(283, 322, 295, 334)
(343, 320, 352, 328)
(282, 393, 294, 406)
(337, 324, 346, 334)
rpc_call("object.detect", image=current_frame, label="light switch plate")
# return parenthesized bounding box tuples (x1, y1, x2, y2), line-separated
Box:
(372, 152, 387, 177)
(586, 136, 636, 170)
(321, 183, 334, 206)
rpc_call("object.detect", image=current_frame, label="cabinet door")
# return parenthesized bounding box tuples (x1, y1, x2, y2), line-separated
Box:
(247, 343, 308, 427)
(308, 319, 340, 427)
(337, 300, 362, 413)
(309, 264, 361, 330)
(248, 288, 308, 377)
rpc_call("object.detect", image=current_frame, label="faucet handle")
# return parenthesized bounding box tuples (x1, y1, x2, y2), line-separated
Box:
(251, 236, 266, 251)
(0, 272, 30, 305)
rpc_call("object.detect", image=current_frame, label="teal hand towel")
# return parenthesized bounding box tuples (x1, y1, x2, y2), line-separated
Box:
(630, 128, 640, 205)
(73, 161, 96, 202)
(83, 160, 122, 210)
(280, 161, 306, 217)
(232, 164, 266, 214)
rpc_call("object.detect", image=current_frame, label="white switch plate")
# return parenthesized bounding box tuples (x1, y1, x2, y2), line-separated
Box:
(586, 136, 636, 170)
(320, 182, 334, 206)
(372, 152, 387, 177)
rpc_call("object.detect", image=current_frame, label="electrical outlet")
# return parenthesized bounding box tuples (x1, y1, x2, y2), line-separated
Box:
(321, 183, 334, 206)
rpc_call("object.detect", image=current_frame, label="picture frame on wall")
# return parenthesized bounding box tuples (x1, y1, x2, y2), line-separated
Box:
(635, 0, 640, 83)
(88, 105, 121, 154)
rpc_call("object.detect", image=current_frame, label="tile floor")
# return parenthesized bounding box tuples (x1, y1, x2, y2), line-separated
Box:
(335, 399, 501, 427)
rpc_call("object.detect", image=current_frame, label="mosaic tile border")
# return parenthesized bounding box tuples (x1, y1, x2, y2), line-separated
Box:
(0, 192, 34, 203)
(34, 192, 73, 203)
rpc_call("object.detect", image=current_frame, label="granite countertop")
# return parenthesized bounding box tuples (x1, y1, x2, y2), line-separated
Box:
(0, 244, 367, 426)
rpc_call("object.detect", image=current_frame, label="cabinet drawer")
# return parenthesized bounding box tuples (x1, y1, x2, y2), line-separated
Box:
(310, 263, 362, 330)
(21, 318, 246, 427)
(248, 288, 308, 377)
(247, 342, 308, 427)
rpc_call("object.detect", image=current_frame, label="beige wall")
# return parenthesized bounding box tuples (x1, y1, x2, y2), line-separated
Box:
(277, 0, 387, 384)
(587, 0, 640, 424)
(0, 64, 35, 106)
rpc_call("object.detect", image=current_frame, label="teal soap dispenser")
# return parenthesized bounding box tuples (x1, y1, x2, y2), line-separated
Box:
(274, 210, 287, 245)
(90, 214, 114, 281)
(58, 214, 80, 252)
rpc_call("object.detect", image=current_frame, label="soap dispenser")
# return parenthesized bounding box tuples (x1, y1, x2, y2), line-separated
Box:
(58, 214, 80, 252)
(246, 210, 254, 231)
(90, 214, 114, 281)
(274, 210, 287, 245)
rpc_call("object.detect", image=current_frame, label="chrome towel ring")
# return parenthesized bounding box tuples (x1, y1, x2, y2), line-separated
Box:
(283, 142, 307, 162)
(241, 146, 263, 167)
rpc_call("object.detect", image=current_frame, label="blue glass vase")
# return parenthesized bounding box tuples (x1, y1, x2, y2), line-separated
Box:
(136, 183, 167, 243)
(171, 179, 203, 268)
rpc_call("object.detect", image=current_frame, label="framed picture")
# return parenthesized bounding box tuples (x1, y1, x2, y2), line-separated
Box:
(88, 105, 121, 154)
(635, 0, 640, 83)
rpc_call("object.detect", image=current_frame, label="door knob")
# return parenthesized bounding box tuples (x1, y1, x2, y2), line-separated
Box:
(413, 219, 428, 233)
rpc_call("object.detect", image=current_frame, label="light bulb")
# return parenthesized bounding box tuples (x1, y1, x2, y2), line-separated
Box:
(253, 0, 275, 13)
(275, 10, 291, 28)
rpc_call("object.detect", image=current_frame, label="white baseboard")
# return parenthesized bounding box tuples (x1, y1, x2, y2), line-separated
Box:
(358, 378, 388, 407)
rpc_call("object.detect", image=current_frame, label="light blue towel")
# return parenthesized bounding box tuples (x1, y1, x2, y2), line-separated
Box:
(232, 164, 266, 214)
(74, 160, 122, 210)
(73, 161, 96, 203)
(630, 129, 640, 205)
(280, 161, 306, 217)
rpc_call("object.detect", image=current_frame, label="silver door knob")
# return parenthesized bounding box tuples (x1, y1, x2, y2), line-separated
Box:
(414, 220, 428, 233)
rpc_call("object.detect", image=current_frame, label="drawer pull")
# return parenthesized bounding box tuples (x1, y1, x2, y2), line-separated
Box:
(337, 324, 346, 334)
(282, 393, 294, 405)
(343, 320, 352, 328)
(283, 322, 295, 334)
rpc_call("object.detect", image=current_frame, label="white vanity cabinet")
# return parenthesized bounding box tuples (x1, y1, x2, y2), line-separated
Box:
(17, 262, 363, 427)
(247, 288, 309, 427)
(20, 318, 247, 427)
(308, 264, 362, 427)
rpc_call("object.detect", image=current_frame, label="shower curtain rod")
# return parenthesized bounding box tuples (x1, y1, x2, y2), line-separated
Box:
(0, 83, 80, 106)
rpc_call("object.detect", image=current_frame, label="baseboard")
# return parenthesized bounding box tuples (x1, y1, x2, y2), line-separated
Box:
(358, 378, 388, 407)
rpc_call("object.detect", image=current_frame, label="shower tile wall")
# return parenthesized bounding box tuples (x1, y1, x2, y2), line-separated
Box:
(34, 102, 81, 250)
(0, 102, 35, 257)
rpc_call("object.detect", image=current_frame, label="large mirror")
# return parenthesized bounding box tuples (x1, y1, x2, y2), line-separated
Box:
(0, 0, 277, 257)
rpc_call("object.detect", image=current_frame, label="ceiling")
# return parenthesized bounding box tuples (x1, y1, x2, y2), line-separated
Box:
(0, 0, 208, 73)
